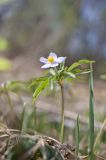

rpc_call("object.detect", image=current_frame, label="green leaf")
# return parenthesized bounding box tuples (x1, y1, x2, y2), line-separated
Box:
(36, 76, 50, 82)
(28, 76, 49, 89)
(79, 70, 91, 75)
(68, 60, 95, 72)
(0, 58, 12, 71)
(33, 79, 49, 101)
(79, 59, 95, 64)
(72, 69, 82, 74)
(28, 79, 38, 90)
(58, 69, 64, 74)
(64, 71, 76, 78)
(68, 62, 80, 71)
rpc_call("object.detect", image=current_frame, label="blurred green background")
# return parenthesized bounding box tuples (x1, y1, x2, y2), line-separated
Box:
(0, 0, 106, 76)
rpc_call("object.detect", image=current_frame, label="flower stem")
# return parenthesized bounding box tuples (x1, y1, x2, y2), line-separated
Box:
(59, 80, 65, 144)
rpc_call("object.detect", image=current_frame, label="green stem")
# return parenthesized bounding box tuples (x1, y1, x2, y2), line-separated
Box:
(59, 81, 65, 144)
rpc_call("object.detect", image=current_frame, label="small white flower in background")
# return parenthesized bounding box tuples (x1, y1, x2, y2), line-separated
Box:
(40, 52, 66, 68)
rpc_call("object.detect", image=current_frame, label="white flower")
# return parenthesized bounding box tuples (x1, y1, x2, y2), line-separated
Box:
(40, 52, 66, 68)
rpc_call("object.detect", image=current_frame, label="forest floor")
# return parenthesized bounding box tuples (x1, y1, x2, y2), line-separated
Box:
(0, 53, 106, 159)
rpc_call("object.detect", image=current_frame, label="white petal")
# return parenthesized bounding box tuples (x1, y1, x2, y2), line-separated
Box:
(51, 62, 59, 67)
(41, 63, 51, 68)
(40, 57, 48, 63)
(49, 52, 57, 59)
(56, 57, 67, 63)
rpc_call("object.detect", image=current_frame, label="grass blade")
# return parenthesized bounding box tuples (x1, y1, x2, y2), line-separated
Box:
(88, 63, 95, 160)
(75, 114, 80, 159)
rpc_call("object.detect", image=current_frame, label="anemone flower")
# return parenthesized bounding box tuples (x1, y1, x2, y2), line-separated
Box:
(40, 52, 66, 68)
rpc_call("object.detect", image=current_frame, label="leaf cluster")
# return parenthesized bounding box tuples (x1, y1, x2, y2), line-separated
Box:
(28, 59, 94, 103)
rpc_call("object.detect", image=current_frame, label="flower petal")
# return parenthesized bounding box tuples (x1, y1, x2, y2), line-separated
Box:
(56, 57, 67, 63)
(40, 57, 48, 63)
(51, 62, 59, 67)
(49, 52, 57, 59)
(41, 63, 51, 68)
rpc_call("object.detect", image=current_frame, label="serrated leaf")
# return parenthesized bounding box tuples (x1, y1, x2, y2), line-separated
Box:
(28, 76, 49, 89)
(33, 79, 49, 101)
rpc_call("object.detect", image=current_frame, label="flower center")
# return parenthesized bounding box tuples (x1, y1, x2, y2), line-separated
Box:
(48, 56, 55, 63)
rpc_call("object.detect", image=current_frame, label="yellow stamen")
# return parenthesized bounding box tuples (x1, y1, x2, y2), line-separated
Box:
(48, 56, 54, 63)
